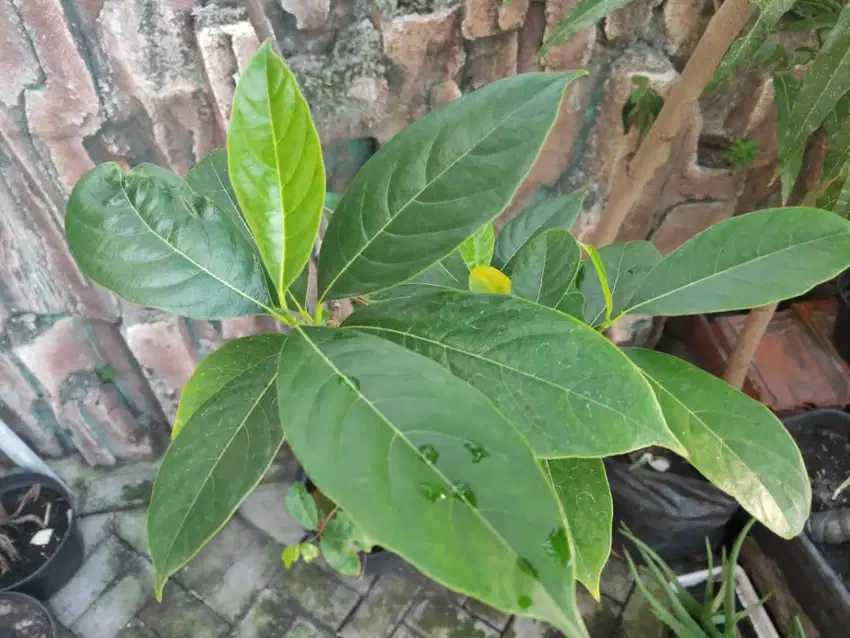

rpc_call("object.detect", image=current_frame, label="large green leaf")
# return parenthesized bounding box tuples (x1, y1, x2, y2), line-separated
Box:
(540, 0, 636, 56)
(543, 458, 612, 599)
(172, 335, 283, 438)
(185, 149, 248, 239)
(148, 334, 286, 597)
(511, 229, 581, 309)
(627, 207, 850, 316)
(781, 4, 850, 190)
(773, 72, 803, 203)
(625, 348, 811, 538)
(344, 291, 680, 458)
(367, 252, 468, 303)
(459, 223, 495, 271)
(228, 40, 325, 299)
(277, 327, 587, 635)
(580, 241, 661, 326)
(493, 192, 585, 272)
(710, 0, 796, 90)
(317, 72, 584, 301)
(65, 163, 272, 319)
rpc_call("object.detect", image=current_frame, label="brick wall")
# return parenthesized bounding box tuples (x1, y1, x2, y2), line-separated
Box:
(0, 0, 787, 467)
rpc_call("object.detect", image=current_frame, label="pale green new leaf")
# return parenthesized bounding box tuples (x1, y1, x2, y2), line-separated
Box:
(626, 349, 811, 538)
(627, 208, 850, 316)
(173, 334, 284, 438)
(344, 291, 681, 458)
(580, 241, 661, 326)
(511, 229, 581, 309)
(459, 223, 495, 270)
(317, 72, 584, 301)
(228, 40, 325, 299)
(148, 334, 286, 598)
(543, 458, 612, 599)
(493, 191, 586, 271)
(540, 0, 637, 56)
(65, 163, 272, 319)
(277, 327, 588, 635)
(282, 544, 300, 568)
(773, 72, 803, 203)
(781, 4, 850, 191)
(710, 0, 797, 90)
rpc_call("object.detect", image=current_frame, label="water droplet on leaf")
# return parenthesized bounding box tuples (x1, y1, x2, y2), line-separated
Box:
(516, 556, 539, 579)
(418, 483, 447, 502)
(336, 375, 360, 391)
(418, 444, 439, 465)
(464, 441, 489, 463)
(452, 482, 477, 507)
(517, 595, 532, 610)
(543, 526, 571, 567)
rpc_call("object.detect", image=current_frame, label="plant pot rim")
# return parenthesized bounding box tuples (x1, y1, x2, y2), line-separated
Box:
(0, 471, 77, 594)
(675, 565, 779, 638)
(0, 590, 57, 636)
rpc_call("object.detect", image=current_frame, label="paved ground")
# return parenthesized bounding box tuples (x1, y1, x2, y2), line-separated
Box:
(45, 453, 665, 638)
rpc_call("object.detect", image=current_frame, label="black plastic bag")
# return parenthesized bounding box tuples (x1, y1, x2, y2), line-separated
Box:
(606, 459, 740, 561)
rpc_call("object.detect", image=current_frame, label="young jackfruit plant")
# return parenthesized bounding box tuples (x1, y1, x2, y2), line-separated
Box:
(64, 42, 850, 636)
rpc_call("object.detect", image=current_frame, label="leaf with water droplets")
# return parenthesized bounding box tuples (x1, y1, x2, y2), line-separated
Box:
(465, 442, 489, 464)
(418, 444, 440, 465)
(277, 327, 587, 635)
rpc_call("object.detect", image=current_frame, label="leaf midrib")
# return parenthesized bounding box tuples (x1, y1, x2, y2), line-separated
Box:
(118, 179, 273, 315)
(627, 229, 850, 313)
(294, 327, 579, 631)
(319, 83, 565, 301)
(265, 52, 288, 299)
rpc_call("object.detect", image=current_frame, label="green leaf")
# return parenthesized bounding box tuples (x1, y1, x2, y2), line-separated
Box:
(185, 149, 248, 239)
(469, 265, 512, 294)
(366, 253, 468, 303)
(321, 530, 362, 576)
(625, 348, 811, 538)
(773, 72, 803, 203)
(493, 192, 585, 271)
(710, 0, 797, 90)
(65, 163, 272, 319)
(173, 334, 285, 439)
(543, 458, 612, 599)
(344, 291, 680, 458)
(228, 40, 325, 300)
(627, 208, 850, 316)
(459, 223, 495, 270)
(317, 72, 584, 301)
(781, 4, 850, 192)
(282, 544, 300, 568)
(277, 327, 588, 635)
(300, 542, 320, 563)
(286, 482, 319, 531)
(511, 229, 581, 309)
(148, 334, 286, 598)
(540, 0, 637, 56)
(580, 241, 661, 326)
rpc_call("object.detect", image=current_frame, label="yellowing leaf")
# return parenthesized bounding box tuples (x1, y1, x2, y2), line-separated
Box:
(469, 266, 511, 295)
(281, 544, 300, 568)
(300, 542, 320, 563)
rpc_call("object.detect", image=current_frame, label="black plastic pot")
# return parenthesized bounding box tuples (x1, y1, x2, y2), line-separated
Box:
(294, 466, 398, 572)
(752, 409, 850, 637)
(0, 592, 57, 637)
(0, 472, 83, 601)
(834, 270, 850, 365)
(607, 458, 740, 562)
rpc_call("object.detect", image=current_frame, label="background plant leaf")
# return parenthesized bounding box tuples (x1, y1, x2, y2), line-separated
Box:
(493, 192, 585, 271)
(773, 72, 804, 203)
(277, 327, 588, 635)
(543, 458, 612, 599)
(65, 163, 272, 319)
(626, 348, 811, 538)
(367, 253, 468, 303)
(344, 292, 681, 458)
(511, 229, 581, 309)
(627, 208, 850, 316)
(317, 72, 584, 301)
(286, 482, 319, 531)
(780, 4, 850, 194)
(148, 334, 286, 598)
(228, 40, 325, 299)
(459, 223, 495, 270)
(540, 0, 637, 57)
(579, 241, 661, 326)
